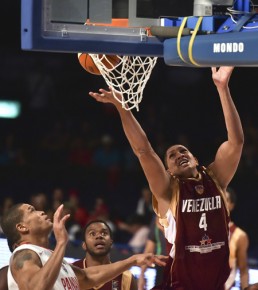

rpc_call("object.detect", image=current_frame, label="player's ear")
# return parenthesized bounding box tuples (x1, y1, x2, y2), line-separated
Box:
(194, 157, 199, 166)
(16, 223, 29, 234)
(82, 241, 87, 251)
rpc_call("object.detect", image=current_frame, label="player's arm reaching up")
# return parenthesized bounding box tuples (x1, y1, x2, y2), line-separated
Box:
(89, 88, 171, 217)
(208, 67, 244, 191)
(89, 66, 244, 214)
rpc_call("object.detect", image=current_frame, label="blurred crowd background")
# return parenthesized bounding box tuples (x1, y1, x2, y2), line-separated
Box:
(0, 0, 258, 266)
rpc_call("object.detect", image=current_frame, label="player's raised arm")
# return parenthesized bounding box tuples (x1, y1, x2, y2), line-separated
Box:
(89, 88, 171, 215)
(208, 67, 244, 190)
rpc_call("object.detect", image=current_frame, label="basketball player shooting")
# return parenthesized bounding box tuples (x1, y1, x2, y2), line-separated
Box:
(89, 66, 244, 290)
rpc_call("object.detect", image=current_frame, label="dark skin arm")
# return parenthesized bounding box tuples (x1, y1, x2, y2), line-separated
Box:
(71, 254, 168, 290)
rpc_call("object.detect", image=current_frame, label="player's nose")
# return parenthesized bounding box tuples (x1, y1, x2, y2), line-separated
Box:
(95, 232, 104, 239)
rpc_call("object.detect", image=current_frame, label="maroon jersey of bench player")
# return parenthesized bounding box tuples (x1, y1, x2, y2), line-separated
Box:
(73, 259, 134, 290)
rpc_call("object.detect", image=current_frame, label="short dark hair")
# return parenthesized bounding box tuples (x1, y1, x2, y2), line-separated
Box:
(1, 203, 24, 252)
(82, 220, 113, 240)
(226, 187, 237, 205)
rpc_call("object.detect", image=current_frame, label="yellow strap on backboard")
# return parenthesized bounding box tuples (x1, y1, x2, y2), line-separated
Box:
(188, 16, 203, 66)
(177, 17, 188, 63)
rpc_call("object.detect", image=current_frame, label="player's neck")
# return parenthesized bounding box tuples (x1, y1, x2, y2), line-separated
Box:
(30, 235, 50, 249)
(15, 234, 49, 249)
(14, 240, 31, 249)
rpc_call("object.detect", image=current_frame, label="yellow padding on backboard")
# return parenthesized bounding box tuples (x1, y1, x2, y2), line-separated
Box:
(177, 17, 188, 64)
(188, 17, 203, 66)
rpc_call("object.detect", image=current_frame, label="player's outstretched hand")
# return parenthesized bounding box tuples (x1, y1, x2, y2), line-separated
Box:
(131, 253, 168, 267)
(89, 87, 123, 107)
(53, 204, 70, 246)
(211, 66, 234, 89)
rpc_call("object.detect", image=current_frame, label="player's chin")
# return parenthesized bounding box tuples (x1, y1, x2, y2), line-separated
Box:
(45, 217, 53, 224)
(94, 250, 109, 257)
(45, 223, 53, 234)
(175, 167, 193, 178)
(46, 220, 53, 228)
(173, 169, 186, 178)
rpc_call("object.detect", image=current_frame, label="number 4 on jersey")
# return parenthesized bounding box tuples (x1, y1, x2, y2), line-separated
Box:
(199, 213, 207, 231)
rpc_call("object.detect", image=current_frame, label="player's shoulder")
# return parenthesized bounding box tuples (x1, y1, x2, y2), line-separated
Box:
(122, 270, 133, 277)
(234, 226, 248, 237)
(233, 226, 249, 243)
(12, 248, 42, 269)
(122, 270, 137, 290)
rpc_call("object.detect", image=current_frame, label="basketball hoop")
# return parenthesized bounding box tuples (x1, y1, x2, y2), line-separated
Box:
(90, 54, 158, 111)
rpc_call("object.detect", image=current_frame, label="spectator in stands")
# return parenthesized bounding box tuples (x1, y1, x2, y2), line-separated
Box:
(0, 134, 20, 166)
(136, 186, 154, 225)
(118, 214, 150, 254)
(88, 197, 116, 233)
(68, 188, 89, 228)
(62, 201, 82, 242)
(68, 136, 93, 166)
(93, 134, 122, 190)
(51, 187, 66, 211)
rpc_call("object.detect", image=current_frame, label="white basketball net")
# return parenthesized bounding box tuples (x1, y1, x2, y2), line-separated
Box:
(90, 54, 158, 111)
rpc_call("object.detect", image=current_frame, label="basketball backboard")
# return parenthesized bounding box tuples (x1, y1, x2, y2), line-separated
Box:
(21, 0, 196, 56)
(21, 0, 258, 66)
(21, 0, 166, 56)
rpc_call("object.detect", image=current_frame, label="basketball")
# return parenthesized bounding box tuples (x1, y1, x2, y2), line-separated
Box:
(78, 53, 120, 75)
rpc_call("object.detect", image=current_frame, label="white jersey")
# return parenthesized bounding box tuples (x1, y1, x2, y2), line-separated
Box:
(8, 244, 80, 290)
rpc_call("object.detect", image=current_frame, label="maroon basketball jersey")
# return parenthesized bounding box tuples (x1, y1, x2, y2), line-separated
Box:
(72, 259, 130, 290)
(168, 167, 230, 290)
(73, 259, 84, 269)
